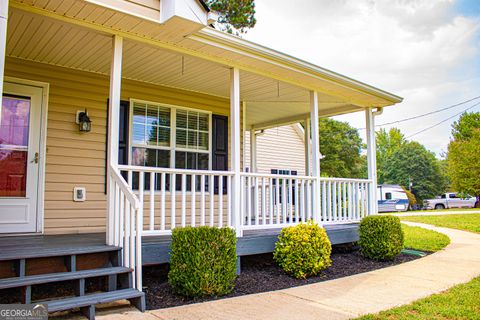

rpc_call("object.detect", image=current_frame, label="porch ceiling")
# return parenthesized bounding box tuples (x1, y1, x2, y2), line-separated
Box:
(7, 3, 365, 127)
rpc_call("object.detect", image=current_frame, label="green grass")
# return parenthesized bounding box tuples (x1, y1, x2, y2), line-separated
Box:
(401, 214, 480, 234)
(402, 225, 450, 252)
(382, 208, 480, 215)
(356, 276, 480, 319)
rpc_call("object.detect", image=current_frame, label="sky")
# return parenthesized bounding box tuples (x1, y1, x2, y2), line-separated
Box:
(243, 0, 480, 157)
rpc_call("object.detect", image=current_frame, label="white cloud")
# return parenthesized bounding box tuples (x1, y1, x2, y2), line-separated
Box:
(244, 0, 480, 155)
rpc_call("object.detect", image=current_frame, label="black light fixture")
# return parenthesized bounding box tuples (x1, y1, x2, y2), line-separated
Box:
(78, 109, 92, 132)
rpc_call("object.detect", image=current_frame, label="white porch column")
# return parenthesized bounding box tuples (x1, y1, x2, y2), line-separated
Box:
(365, 108, 378, 215)
(304, 117, 311, 176)
(310, 91, 321, 224)
(107, 35, 123, 245)
(0, 0, 9, 100)
(230, 68, 242, 236)
(249, 128, 257, 172)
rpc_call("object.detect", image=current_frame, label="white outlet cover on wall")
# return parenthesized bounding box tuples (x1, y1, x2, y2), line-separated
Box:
(73, 187, 86, 202)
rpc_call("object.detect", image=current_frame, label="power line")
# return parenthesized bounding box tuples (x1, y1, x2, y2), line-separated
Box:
(375, 95, 480, 128)
(407, 100, 480, 139)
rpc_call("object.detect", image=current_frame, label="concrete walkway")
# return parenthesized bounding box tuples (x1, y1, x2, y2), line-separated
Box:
(97, 222, 480, 320)
(388, 209, 480, 217)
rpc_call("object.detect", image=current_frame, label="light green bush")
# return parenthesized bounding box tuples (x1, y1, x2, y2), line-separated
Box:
(359, 215, 404, 260)
(273, 221, 332, 279)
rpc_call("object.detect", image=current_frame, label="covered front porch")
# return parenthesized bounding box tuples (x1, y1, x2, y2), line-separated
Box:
(0, 0, 402, 299)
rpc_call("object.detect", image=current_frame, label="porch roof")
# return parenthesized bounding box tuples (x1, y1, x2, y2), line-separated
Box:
(8, 0, 402, 128)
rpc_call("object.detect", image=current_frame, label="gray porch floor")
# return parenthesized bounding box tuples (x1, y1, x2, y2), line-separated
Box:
(0, 223, 359, 264)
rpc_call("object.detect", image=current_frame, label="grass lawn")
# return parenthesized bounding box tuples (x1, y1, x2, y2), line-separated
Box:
(356, 276, 480, 320)
(382, 208, 480, 215)
(401, 214, 480, 234)
(402, 225, 450, 252)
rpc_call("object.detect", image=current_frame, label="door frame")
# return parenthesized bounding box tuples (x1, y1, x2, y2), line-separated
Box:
(3, 76, 49, 234)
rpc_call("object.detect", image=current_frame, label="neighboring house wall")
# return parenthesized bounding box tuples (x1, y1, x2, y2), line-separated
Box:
(244, 124, 306, 176)
(5, 57, 243, 234)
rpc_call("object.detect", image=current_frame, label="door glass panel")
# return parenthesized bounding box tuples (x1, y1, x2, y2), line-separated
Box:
(0, 96, 31, 197)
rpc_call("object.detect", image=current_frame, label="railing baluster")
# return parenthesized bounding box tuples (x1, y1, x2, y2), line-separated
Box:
(227, 175, 232, 227)
(332, 182, 337, 222)
(200, 174, 205, 226)
(306, 180, 311, 220)
(129, 203, 135, 286)
(261, 177, 266, 225)
(252, 177, 259, 225)
(127, 170, 133, 188)
(294, 178, 299, 223)
(171, 173, 176, 229)
(300, 179, 305, 222)
(240, 175, 245, 227)
(219, 175, 223, 227)
(181, 174, 186, 227)
(210, 175, 215, 227)
(149, 173, 155, 231)
(114, 183, 120, 246)
(288, 178, 293, 224)
(247, 176, 252, 225)
(337, 182, 342, 221)
(282, 179, 287, 224)
(342, 182, 347, 221)
(322, 180, 326, 222)
(275, 178, 280, 224)
(160, 173, 166, 231)
(269, 178, 274, 225)
(119, 191, 124, 251)
(124, 198, 130, 267)
(191, 174, 196, 227)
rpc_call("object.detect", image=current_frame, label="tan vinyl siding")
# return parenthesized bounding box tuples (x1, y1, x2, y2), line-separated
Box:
(4, 57, 239, 234)
(245, 125, 306, 176)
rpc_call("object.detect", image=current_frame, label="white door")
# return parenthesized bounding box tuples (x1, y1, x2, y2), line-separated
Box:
(0, 82, 43, 233)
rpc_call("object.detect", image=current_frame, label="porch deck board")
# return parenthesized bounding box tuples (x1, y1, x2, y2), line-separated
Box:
(0, 233, 114, 261)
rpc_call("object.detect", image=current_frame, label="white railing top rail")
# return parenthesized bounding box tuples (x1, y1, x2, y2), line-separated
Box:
(319, 177, 373, 183)
(109, 167, 141, 210)
(117, 164, 235, 176)
(240, 172, 315, 180)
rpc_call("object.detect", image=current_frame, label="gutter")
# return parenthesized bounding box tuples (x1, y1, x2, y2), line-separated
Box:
(189, 28, 403, 105)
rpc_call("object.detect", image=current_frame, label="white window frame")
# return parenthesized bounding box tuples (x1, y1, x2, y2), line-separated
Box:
(128, 98, 213, 171)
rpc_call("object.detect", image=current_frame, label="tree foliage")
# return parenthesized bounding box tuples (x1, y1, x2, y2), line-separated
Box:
(376, 128, 407, 184)
(381, 140, 446, 201)
(319, 118, 365, 178)
(447, 112, 480, 200)
(206, 0, 256, 34)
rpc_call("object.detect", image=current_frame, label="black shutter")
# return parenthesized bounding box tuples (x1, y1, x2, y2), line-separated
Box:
(212, 115, 228, 193)
(105, 100, 130, 194)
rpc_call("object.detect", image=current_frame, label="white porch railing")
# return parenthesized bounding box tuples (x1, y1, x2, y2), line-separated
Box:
(117, 165, 234, 236)
(108, 168, 143, 290)
(109, 166, 373, 291)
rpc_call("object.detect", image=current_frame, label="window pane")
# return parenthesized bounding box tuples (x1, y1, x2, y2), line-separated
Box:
(132, 123, 146, 145)
(198, 153, 209, 170)
(146, 105, 158, 126)
(132, 147, 147, 166)
(133, 103, 146, 124)
(158, 127, 170, 146)
(188, 111, 198, 130)
(176, 110, 187, 129)
(186, 152, 196, 169)
(158, 108, 170, 126)
(157, 150, 170, 168)
(176, 128, 187, 148)
(198, 132, 208, 150)
(175, 151, 186, 169)
(146, 125, 158, 145)
(198, 113, 209, 131)
(187, 130, 198, 149)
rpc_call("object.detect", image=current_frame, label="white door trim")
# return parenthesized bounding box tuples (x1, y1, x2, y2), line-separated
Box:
(3, 76, 49, 234)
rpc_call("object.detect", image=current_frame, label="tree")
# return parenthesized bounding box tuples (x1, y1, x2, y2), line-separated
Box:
(447, 112, 480, 205)
(381, 141, 447, 201)
(206, 0, 256, 34)
(319, 118, 365, 178)
(376, 128, 407, 184)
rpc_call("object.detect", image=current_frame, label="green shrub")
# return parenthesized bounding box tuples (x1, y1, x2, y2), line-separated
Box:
(168, 226, 237, 297)
(359, 215, 404, 260)
(273, 221, 332, 279)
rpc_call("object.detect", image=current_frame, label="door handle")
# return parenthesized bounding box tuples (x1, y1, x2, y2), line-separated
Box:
(31, 152, 39, 164)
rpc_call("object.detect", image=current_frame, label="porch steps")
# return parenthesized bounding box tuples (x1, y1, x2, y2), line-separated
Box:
(0, 237, 145, 319)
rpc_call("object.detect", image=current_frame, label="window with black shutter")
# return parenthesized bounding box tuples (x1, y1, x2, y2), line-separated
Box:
(212, 115, 228, 194)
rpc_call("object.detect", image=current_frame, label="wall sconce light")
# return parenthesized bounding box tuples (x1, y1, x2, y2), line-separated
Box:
(76, 109, 92, 132)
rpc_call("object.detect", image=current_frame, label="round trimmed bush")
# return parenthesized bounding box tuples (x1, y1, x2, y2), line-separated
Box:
(168, 226, 237, 297)
(273, 221, 332, 279)
(359, 215, 404, 260)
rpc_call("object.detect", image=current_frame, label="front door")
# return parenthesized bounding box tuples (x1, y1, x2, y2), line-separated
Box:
(0, 82, 43, 233)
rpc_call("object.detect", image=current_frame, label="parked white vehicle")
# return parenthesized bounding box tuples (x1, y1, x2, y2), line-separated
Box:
(377, 185, 410, 213)
(423, 193, 478, 210)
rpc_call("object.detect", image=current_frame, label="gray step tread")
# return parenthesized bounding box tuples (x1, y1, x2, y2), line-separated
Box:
(0, 245, 121, 261)
(46, 289, 144, 312)
(0, 267, 132, 289)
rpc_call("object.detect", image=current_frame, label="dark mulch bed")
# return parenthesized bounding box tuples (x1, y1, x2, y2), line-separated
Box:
(144, 246, 424, 310)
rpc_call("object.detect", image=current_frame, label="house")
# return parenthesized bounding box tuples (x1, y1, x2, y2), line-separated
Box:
(0, 0, 403, 317)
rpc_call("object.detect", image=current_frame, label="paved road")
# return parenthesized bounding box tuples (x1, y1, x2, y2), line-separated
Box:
(94, 221, 480, 320)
